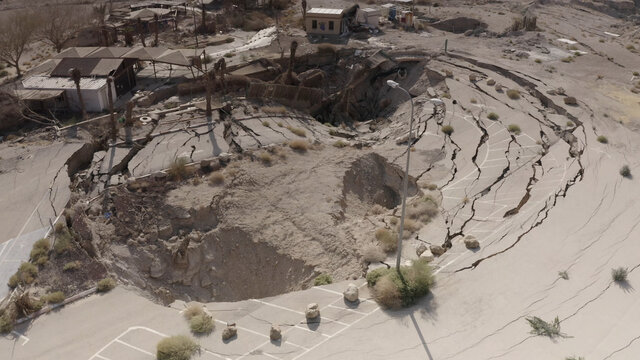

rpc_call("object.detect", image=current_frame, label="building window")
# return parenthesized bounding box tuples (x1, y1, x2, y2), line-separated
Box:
(312, 20, 317, 29)
(329, 21, 334, 30)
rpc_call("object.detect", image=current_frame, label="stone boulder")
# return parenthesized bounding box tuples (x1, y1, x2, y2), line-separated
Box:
(563, 96, 578, 105)
(305, 303, 320, 319)
(464, 236, 480, 249)
(270, 324, 282, 341)
(222, 323, 237, 340)
(416, 243, 428, 257)
(430, 245, 445, 256)
(343, 283, 359, 302)
(486, 78, 496, 86)
(419, 250, 435, 262)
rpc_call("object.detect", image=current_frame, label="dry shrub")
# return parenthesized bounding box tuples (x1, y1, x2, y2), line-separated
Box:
(54, 225, 73, 255)
(389, 217, 398, 225)
(362, 244, 386, 263)
(258, 152, 273, 165)
(8, 262, 38, 288)
(373, 275, 403, 308)
(510, 15, 537, 31)
(406, 196, 439, 223)
(487, 112, 499, 120)
(314, 273, 333, 286)
(262, 120, 271, 127)
(375, 228, 398, 253)
(317, 44, 336, 54)
(289, 140, 309, 152)
(96, 278, 116, 293)
(190, 314, 214, 334)
(263, 106, 287, 114)
(42, 291, 65, 304)
(230, 11, 273, 31)
(399, 219, 422, 238)
(208, 171, 224, 185)
(369, 204, 386, 215)
(183, 303, 205, 320)
(370, 259, 434, 308)
(506, 89, 521, 100)
(287, 126, 306, 137)
(30, 238, 50, 266)
(63, 261, 80, 271)
(168, 157, 190, 181)
(156, 335, 200, 360)
(333, 140, 348, 148)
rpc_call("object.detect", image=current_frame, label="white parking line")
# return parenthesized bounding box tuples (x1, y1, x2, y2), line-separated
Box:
(115, 339, 154, 357)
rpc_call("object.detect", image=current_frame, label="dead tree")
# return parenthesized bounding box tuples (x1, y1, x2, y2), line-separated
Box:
(215, 58, 226, 95)
(137, 18, 146, 47)
(0, 10, 38, 77)
(69, 68, 88, 121)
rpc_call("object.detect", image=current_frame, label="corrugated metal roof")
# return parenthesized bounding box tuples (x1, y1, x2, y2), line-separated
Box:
(14, 89, 65, 100)
(50, 58, 124, 77)
(307, 8, 344, 15)
(22, 76, 108, 90)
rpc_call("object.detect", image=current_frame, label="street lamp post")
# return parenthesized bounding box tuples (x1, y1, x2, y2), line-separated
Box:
(386, 80, 442, 273)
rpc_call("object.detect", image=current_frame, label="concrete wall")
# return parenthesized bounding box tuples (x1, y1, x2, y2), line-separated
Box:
(306, 16, 343, 35)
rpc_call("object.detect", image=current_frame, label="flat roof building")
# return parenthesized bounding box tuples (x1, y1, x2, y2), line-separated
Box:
(306, 8, 345, 36)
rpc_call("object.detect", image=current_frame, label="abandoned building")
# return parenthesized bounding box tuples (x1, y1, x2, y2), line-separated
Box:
(306, 8, 347, 36)
(21, 57, 136, 112)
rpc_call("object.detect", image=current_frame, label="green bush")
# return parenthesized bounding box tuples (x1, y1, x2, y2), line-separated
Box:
(566, 121, 574, 127)
(190, 314, 214, 334)
(96, 277, 116, 293)
(487, 112, 499, 120)
(156, 335, 200, 360)
(0, 70, 8, 78)
(43, 291, 65, 304)
(8, 262, 38, 288)
(612, 267, 628, 282)
(370, 259, 434, 308)
(313, 273, 333, 286)
(596, 135, 608, 144)
(565, 356, 585, 360)
(441, 125, 454, 135)
(507, 124, 521, 135)
(526, 316, 566, 338)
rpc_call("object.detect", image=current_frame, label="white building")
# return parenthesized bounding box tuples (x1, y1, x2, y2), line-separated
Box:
(22, 76, 117, 112)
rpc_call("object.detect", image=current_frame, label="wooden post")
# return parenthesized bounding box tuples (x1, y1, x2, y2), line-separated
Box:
(125, 100, 134, 146)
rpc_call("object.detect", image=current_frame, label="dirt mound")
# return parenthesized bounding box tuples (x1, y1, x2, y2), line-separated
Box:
(343, 153, 418, 209)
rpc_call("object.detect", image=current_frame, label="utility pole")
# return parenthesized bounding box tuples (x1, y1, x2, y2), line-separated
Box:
(107, 76, 116, 141)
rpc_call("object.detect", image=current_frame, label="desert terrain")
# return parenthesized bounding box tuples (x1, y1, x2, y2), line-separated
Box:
(1, 0, 640, 359)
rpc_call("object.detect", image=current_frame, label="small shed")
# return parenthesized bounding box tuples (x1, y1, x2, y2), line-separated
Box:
(306, 8, 345, 36)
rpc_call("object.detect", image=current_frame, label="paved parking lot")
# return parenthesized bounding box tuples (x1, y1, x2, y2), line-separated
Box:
(87, 282, 377, 360)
